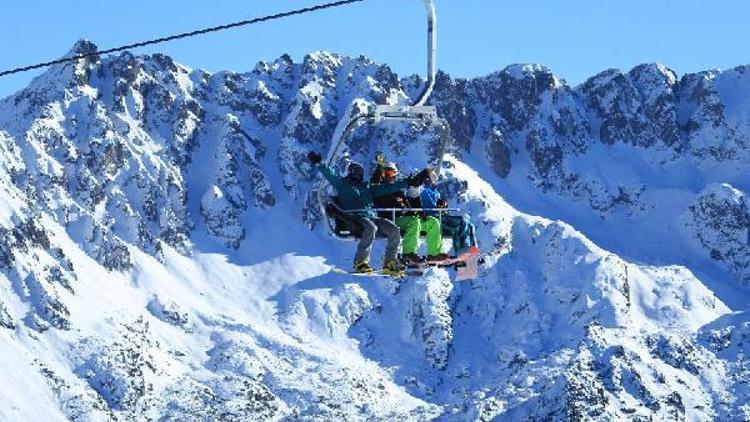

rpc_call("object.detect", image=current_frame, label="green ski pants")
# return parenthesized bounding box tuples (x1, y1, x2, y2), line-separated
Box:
(396, 215, 442, 256)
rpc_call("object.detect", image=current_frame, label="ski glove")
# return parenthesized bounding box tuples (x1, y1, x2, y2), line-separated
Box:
(307, 151, 322, 165)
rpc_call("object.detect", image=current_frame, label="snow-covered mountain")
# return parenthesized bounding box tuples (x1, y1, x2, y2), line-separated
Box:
(0, 40, 749, 420)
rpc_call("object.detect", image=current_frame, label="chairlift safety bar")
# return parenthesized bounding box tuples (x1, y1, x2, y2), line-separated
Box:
(332, 205, 460, 228)
(340, 207, 460, 214)
(370, 104, 437, 123)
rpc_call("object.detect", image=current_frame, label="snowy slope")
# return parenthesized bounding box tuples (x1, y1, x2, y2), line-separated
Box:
(0, 41, 749, 420)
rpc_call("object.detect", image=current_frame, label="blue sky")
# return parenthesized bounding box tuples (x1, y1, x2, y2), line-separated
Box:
(0, 0, 748, 98)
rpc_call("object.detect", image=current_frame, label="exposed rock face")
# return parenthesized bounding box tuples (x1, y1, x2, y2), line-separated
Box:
(551, 325, 707, 421)
(147, 294, 191, 329)
(24, 272, 71, 331)
(685, 184, 750, 286)
(403, 270, 454, 369)
(201, 184, 244, 249)
(580, 64, 680, 149)
(75, 318, 162, 411)
(430, 71, 476, 151)
(0, 301, 13, 329)
(678, 67, 750, 161)
(157, 374, 281, 421)
(699, 312, 750, 420)
(36, 360, 115, 421)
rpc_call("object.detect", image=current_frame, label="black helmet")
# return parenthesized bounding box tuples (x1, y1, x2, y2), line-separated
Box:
(346, 162, 365, 184)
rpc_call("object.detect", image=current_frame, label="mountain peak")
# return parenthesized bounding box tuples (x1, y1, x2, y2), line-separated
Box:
(66, 39, 99, 59)
(304, 50, 342, 67)
(502, 63, 553, 80)
(629, 62, 678, 85)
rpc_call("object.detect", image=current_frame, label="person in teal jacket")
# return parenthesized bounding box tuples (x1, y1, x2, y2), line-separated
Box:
(308, 152, 431, 275)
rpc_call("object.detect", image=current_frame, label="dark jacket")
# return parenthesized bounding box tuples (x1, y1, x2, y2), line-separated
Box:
(373, 191, 417, 219)
(318, 164, 409, 217)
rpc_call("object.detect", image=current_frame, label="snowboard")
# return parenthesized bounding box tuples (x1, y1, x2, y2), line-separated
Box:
(455, 246, 480, 281)
(405, 246, 479, 267)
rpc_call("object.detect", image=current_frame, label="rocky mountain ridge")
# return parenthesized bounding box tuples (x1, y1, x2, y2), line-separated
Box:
(0, 40, 748, 420)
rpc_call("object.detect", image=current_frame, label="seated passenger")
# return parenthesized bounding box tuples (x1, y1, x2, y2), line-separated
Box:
(418, 172, 478, 256)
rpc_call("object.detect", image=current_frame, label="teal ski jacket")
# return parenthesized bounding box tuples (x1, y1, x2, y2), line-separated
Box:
(317, 164, 409, 217)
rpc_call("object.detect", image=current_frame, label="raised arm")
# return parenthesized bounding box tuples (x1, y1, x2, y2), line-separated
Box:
(370, 179, 409, 198)
(308, 151, 345, 191)
(371, 168, 434, 198)
(316, 163, 345, 191)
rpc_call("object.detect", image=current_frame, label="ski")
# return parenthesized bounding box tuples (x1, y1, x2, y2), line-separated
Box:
(407, 259, 467, 269)
(331, 267, 424, 278)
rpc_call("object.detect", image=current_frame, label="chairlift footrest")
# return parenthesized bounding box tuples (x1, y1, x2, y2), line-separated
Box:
(370, 105, 437, 122)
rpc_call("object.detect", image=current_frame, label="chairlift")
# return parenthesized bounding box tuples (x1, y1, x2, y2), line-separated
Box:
(316, 0, 461, 241)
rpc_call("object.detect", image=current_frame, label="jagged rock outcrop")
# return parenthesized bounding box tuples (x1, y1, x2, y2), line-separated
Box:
(551, 325, 709, 421)
(201, 184, 244, 249)
(678, 66, 750, 161)
(158, 374, 281, 421)
(36, 360, 115, 421)
(684, 183, 750, 286)
(403, 270, 454, 369)
(147, 294, 191, 329)
(580, 64, 680, 150)
(24, 273, 71, 331)
(699, 312, 750, 420)
(0, 301, 13, 329)
(75, 318, 163, 412)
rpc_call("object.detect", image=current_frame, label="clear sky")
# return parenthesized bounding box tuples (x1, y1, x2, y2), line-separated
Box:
(0, 0, 748, 98)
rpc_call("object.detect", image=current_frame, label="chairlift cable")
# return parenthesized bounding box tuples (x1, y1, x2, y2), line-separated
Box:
(0, 0, 366, 78)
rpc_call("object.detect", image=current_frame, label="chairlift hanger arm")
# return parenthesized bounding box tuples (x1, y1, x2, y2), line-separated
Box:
(372, 0, 437, 121)
(413, 0, 437, 107)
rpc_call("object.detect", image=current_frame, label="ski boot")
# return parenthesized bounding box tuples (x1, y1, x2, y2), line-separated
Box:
(353, 260, 374, 274)
(401, 253, 426, 267)
(427, 253, 450, 263)
(382, 260, 406, 277)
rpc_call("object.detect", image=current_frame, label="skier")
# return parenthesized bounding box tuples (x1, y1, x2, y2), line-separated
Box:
(418, 171, 478, 256)
(372, 162, 444, 264)
(370, 161, 413, 221)
(308, 151, 431, 275)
